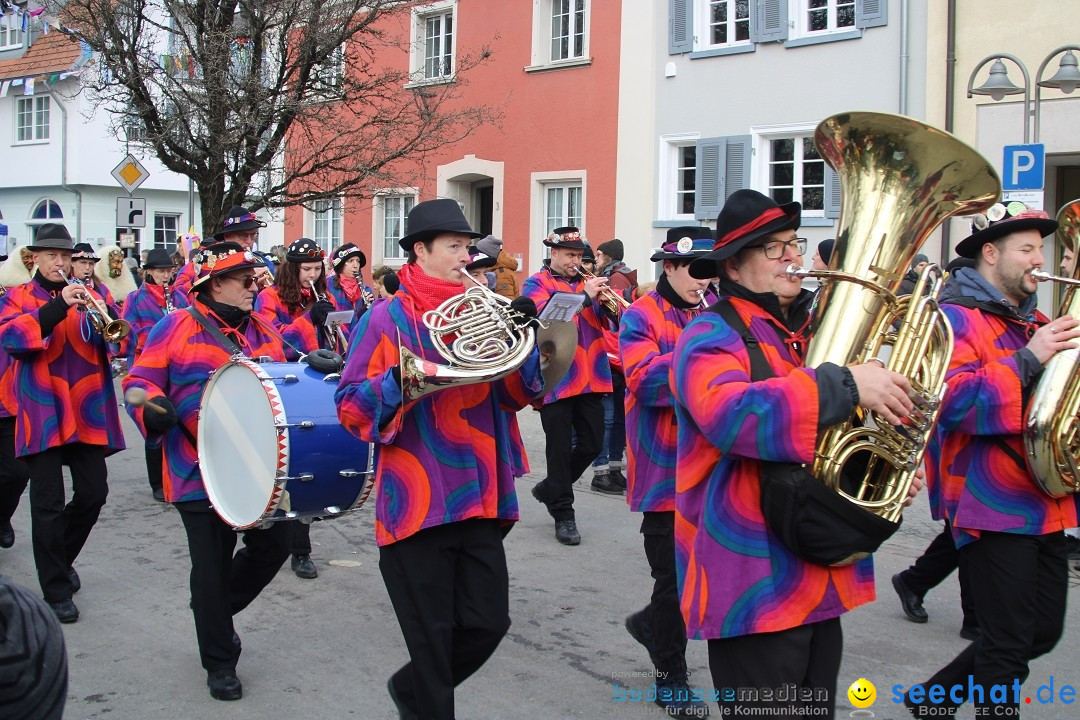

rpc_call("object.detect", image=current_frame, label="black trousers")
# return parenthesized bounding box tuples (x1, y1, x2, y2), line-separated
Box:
(381, 519, 510, 720)
(536, 393, 604, 521)
(23, 443, 108, 603)
(144, 442, 163, 493)
(0, 417, 30, 524)
(901, 521, 977, 628)
(176, 502, 291, 672)
(913, 531, 1067, 715)
(635, 511, 687, 675)
(290, 521, 311, 555)
(708, 617, 842, 718)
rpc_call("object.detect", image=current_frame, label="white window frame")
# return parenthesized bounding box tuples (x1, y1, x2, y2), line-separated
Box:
(0, 10, 24, 50)
(313, 44, 346, 92)
(696, 0, 752, 51)
(527, 0, 591, 70)
(796, 0, 856, 37)
(659, 133, 700, 221)
(312, 197, 344, 252)
(14, 96, 50, 144)
(377, 191, 417, 262)
(153, 213, 181, 252)
(530, 171, 586, 262)
(752, 122, 825, 219)
(408, 1, 457, 85)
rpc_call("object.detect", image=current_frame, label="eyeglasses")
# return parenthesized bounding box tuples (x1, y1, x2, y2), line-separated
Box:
(756, 237, 807, 260)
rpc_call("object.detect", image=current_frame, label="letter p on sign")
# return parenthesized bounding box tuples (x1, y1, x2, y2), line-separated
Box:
(1002, 144, 1045, 190)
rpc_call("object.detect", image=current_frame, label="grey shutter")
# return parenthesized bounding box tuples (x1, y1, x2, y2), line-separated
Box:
(695, 138, 725, 220)
(752, 0, 788, 43)
(823, 165, 842, 219)
(856, 0, 887, 29)
(723, 135, 752, 201)
(669, 0, 694, 54)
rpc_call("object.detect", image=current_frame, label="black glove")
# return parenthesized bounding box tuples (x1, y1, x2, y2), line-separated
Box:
(509, 296, 538, 327)
(144, 397, 179, 433)
(309, 300, 335, 328)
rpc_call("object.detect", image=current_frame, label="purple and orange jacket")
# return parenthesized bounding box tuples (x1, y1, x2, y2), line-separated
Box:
(934, 301, 1079, 546)
(620, 289, 707, 513)
(672, 296, 873, 640)
(0, 291, 21, 419)
(122, 301, 287, 502)
(120, 283, 190, 363)
(0, 277, 126, 457)
(334, 285, 543, 547)
(255, 286, 339, 356)
(521, 267, 612, 403)
(326, 274, 374, 329)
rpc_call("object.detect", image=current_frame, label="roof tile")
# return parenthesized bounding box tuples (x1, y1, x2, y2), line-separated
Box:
(0, 32, 81, 83)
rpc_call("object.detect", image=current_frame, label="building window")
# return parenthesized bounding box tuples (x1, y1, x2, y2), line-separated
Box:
(550, 0, 586, 61)
(381, 194, 416, 260)
(412, 2, 455, 82)
(674, 145, 697, 216)
(313, 44, 346, 92)
(31, 199, 63, 220)
(767, 136, 824, 214)
(0, 10, 24, 50)
(313, 198, 343, 252)
(702, 0, 751, 47)
(154, 213, 181, 252)
(15, 96, 50, 143)
(804, 0, 855, 34)
(544, 183, 582, 236)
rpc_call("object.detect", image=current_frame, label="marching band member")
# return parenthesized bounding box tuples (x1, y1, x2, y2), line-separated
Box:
(92, 245, 137, 308)
(619, 226, 714, 717)
(671, 191, 916, 716)
(326, 243, 375, 329)
(0, 297, 29, 552)
(122, 242, 291, 701)
(121, 248, 189, 502)
(522, 226, 612, 545)
(906, 207, 1080, 717)
(0, 224, 126, 624)
(213, 205, 275, 288)
(335, 198, 543, 720)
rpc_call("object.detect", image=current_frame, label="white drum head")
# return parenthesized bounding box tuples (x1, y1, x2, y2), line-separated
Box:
(198, 360, 284, 528)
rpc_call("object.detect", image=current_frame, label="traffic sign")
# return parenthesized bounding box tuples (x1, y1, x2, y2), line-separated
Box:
(111, 154, 150, 193)
(1002, 144, 1045, 191)
(116, 197, 147, 228)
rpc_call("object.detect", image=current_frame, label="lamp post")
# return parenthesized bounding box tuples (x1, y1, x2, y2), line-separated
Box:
(1034, 45, 1080, 143)
(967, 54, 1030, 143)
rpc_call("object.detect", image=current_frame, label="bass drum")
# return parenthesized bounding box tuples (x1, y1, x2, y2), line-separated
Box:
(198, 358, 373, 529)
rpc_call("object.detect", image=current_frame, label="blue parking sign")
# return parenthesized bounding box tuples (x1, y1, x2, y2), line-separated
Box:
(1002, 144, 1045, 190)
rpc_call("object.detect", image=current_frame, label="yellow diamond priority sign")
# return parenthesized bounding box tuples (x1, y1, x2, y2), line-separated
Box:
(111, 154, 150, 193)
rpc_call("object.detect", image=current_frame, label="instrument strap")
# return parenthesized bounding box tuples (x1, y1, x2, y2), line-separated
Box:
(711, 300, 774, 382)
(185, 306, 242, 356)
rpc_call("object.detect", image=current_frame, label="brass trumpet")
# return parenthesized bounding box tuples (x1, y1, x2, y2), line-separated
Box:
(60, 270, 132, 342)
(577, 267, 630, 316)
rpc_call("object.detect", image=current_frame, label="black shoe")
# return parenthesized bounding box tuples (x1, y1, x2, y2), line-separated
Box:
(531, 481, 548, 507)
(959, 625, 981, 641)
(0, 520, 13, 549)
(388, 678, 418, 720)
(291, 554, 318, 579)
(68, 567, 81, 594)
(891, 573, 928, 623)
(555, 519, 580, 545)
(609, 467, 627, 490)
(207, 669, 243, 701)
(625, 611, 658, 666)
(1064, 533, 1080, 560)
(656, 675, 711, 717)
(591, 471, 623, 495)
(49, 598, 79, 624)
(152, 487, 165, 502)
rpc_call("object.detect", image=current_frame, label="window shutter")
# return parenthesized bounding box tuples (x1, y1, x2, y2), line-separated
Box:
(823, 165, 842, 219)
(669, 0, 694, 54)
(723, 135, 752, 201)
(856, 0, 888, 29)
(752, 0, 788, 43)
(694, 138, 725, 220)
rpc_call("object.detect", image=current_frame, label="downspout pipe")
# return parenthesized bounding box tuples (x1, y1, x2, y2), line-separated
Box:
(898, 0, 909, 115)
(44, 87, 82, 243)
(940, 0, 957, 268)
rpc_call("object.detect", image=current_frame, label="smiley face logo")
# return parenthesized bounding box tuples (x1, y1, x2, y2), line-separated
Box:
(847, 678, 876, 709)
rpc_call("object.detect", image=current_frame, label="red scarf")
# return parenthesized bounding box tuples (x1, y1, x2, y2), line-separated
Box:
(398, 263, 465, 315)
(144, 282, 166, 309)
(338, 274, 360, 304)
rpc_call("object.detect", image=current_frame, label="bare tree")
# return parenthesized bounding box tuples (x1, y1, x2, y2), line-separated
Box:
(53, 0, 499, 233)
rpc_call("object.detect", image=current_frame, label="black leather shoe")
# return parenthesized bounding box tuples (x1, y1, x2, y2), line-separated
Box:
(49, 598, 79, 624)
(68, 567, 81, 594)
(591, 471, 624, 495)
(207, 669, 243, 701)
(152, 488, 165, 502)
(555, 519, 580, 545)
(625, 611, 658, 665)
(531, 481, 548, 507)
(891, 573, 928, 623)
(609, 467, 627, 490)
(388, 678, 419, 720)
(959, 625, 981, 641)
(0, 520, 13, 549)
(291, 554, 318, 579)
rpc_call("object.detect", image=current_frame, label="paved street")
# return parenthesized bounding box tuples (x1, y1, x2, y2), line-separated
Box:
(3, 388, 1080, 719)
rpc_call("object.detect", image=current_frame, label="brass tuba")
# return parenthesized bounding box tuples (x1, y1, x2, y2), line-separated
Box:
(790, 111, 1000, 533)
(1023, 199, 1080, 496)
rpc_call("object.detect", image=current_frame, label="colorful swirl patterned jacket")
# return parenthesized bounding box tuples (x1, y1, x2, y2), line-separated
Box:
(120, 282, 190, 363)
(255, 285, 340, 357)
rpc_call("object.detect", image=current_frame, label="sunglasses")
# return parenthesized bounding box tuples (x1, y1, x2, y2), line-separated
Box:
(235, 275, 257, 289)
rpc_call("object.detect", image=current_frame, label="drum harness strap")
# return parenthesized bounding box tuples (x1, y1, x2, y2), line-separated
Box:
(186, 306, 244, 355)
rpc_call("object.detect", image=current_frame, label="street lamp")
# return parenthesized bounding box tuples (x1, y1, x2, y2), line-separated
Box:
(1034, 45, 1080, 143)
(967, 54, 1030, 143)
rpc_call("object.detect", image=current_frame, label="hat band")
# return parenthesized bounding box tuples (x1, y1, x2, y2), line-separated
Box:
(716, 207, 787, 249)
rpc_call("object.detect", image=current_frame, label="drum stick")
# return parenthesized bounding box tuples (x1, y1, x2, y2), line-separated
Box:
(124, 387, 198, 448)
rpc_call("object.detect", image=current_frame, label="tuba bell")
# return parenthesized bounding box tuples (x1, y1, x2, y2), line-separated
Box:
(1024, 199, 1080, 496)
(789, 111, 1000, 540)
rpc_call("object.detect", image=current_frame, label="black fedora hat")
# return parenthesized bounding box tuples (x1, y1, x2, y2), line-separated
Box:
(213, 206, 267, 242)
(398, 199, 481, 252)
(543, 226, 588, 250)
(144, 248, 175, 269)
(465, 247, 497, 272)
(651, 226, 714, 262)
(26, 224, 74, 251)
(955, 203, 1059, 259)
(689, 190, 800, 279)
